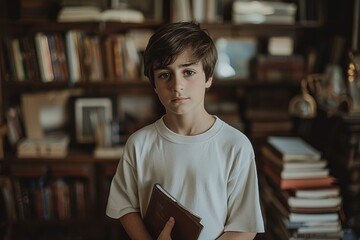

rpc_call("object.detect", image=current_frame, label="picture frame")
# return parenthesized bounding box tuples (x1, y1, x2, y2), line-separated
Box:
(214, 37, 257, 79)
(21, 90, 71, 139)
(69, 96, 116, 147)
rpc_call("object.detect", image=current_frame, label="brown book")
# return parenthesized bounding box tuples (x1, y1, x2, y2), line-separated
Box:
(144, 183, 203, 240)
(290, 205, 341, 214)
(104, 36, 115, 81)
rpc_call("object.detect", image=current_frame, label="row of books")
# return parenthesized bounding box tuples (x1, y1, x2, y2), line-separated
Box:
(1, 177, 89, 221)
(250, 55, 305, 83)
(2, 29, 152, 83)
(172, 0, 223, 23)
(260, 136, 344, 239)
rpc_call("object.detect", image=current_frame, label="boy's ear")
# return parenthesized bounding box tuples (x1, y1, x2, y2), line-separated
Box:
(206, 77, 213, 88)
(154, 87, 158, 94)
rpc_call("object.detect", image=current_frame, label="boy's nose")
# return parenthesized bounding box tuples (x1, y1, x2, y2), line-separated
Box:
(171, 74, 184, 92)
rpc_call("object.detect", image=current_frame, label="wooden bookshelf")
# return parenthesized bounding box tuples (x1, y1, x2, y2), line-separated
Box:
(0, 0, 357, 239)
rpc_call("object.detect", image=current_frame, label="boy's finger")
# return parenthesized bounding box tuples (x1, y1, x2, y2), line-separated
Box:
(162, 217, 175, 237)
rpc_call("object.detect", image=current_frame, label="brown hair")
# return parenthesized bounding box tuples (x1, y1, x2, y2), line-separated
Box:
(143, 21, 217, 88)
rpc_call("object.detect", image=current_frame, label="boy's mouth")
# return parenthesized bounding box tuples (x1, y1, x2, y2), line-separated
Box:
(172, 97, 189, 103)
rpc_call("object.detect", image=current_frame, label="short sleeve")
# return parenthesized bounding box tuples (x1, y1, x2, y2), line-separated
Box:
(106, 147, 140, 219)
(225, 153, 265, 233)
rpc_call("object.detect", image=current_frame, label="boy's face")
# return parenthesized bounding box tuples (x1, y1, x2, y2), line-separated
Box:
(153, 49, 212, 116)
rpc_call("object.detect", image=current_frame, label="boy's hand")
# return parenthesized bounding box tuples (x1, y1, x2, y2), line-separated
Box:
(157, 217, 175, 240)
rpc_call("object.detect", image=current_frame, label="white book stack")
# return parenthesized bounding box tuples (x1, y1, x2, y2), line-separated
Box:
(57, 6, 144, 23)
(232, 1, 297, 25)
(261, 136, 344, 239)
(17, 135, 70, 158)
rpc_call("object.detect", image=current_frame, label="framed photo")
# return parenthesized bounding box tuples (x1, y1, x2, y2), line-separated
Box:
(214, 37, 257, 79)
(71, 97, 115, 146)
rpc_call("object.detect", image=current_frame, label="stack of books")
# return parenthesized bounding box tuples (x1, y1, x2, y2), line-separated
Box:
(17, 135, 70, 158)
(57, 6, 145, 23)
(232, 1, 297, 24)
(260, 136, 343, 239)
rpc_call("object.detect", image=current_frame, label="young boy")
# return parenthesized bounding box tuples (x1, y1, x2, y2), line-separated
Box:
(106, 21, 264, 240)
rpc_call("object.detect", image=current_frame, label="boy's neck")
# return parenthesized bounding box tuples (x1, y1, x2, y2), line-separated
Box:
(163, 113, 216, 136)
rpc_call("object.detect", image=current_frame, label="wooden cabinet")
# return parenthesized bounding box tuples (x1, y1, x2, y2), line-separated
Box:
(0, 14, 164, 239)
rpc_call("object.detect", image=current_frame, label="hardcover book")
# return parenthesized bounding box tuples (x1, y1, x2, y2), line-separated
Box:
(267, 136, 321, 161)
(261, 146, 327, 171)
(144, 183, 203, 240)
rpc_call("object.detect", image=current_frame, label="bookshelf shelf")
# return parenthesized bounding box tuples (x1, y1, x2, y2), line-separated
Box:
(0, 20, 163, 34)
(3, 151, 119, 163)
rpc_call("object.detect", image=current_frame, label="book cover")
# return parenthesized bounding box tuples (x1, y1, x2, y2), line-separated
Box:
(17, 135, 70, 158)
(295, 188, 340, 199)
(263, 158, 329, 180)
(21, 36, 41, 81)
(267, 136, 321, 161)
(34, 32, 54, 82)
(290, 206, 341, 214)
(285, 219, 341, 229)
(0, 177, 17, 220)
(288, 196, 342, 209)
(280, 169, 329, 180)
(144, 183, 203, 240)
(261, 146, 327, 171)
(292, 231, 343, 239)
(289, 212, 339, 223)
(296, 223, 343, 239)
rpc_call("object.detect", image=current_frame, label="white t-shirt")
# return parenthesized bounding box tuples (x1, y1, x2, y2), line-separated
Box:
(106, 116, 264, 239)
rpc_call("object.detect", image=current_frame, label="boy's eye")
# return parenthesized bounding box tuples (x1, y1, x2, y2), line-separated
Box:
(184, 70, 195, 77)
(157, 72, 170, 79)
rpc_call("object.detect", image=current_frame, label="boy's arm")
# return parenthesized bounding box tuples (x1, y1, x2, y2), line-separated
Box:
(120, 212, 152, 240)
(217, 231, 256, 240)
(120, 212, 175, 240)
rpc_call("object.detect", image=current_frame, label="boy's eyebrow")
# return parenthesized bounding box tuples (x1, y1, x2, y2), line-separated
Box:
(180, 61, 198, 67)
(154, 61, 198, 71)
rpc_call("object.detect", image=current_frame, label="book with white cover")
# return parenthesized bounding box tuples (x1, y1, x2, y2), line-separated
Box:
(17, 135, 69, 158)
(94, 146, 124, 159)
(285, 219, 341, 229)
(288, 196, 342, 208)
(295, 188, 340, 199)
(58, 6, 102, 22)
(282, 160, 327, 170)
(267, 136, 321, 161)
(58, 6, 144, 23)
(262, 146, 326, 170)
(281, 168, 329, 179)
(232, 1, 297, 24)
(297, 223, 342, 234)
(35, 33, 54, 82)
(232, 1, 297, 16)
(100, 9, 144, 22)
(289, 212, 339, 223)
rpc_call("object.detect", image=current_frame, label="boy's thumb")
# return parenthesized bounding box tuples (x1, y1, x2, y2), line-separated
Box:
(163, 217, 175, 236)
